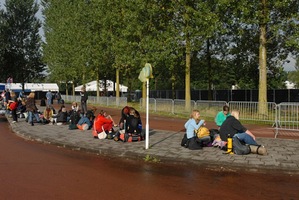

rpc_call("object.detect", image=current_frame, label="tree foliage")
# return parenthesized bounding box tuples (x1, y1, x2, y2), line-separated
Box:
(40, 0, 298, 102)
(0, 0, 44, 85)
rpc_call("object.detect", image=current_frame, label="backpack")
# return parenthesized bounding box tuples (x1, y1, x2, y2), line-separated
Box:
(9, 102, 18, 110)
(195, 126, 210, 138)
(127, 115, 141, 134)
(233, 137, 251, 155)
(70, 111, 81, 124)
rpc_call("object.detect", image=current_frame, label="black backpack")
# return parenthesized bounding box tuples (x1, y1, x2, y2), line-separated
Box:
(70, 111, 81, 125)
(127, 115, 141, 134)
(233, 137, 251, 155)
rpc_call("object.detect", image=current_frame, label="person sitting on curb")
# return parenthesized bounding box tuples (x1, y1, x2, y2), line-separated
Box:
(77, 112, 93, 130)
(53, 106, 68, 125)
(215, 105, 230, 129)
(92, 110, 113, 138)
(184, 109, 205, 150)
(219, 109, 258, 146)
(118, 106, 130, 130)
(42, 105, 54, 124)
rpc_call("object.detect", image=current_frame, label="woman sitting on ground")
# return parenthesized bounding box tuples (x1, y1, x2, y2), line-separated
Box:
(92, 110, 113, 138)
(118, 106, 130, 130)
(215, 105, 230, 129)
(43, 105, 54, 124)
(184, 109, 206, 150)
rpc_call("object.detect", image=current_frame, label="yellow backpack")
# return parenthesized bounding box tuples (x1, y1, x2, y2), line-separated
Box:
(195, 126, 210, 138)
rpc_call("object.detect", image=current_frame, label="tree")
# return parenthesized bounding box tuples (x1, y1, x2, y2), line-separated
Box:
(0, 0, 44, 87)
(169, 0, 220, 110)
(226, 0, 299, 114)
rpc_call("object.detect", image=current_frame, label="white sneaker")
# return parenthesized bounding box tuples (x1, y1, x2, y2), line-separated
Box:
(12, 121, 16, 123)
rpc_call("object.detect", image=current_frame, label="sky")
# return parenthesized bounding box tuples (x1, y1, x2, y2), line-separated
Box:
(0, 0, 296, 71)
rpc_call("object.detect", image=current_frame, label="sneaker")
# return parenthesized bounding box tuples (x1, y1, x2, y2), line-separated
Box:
(12, 121, 16, 124)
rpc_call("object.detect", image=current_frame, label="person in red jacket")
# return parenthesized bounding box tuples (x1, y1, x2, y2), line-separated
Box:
(92, 110, 113, 138)
(9, 98, 18, 123)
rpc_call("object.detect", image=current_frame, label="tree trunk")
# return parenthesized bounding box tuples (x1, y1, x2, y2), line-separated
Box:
(116, 68, 120, 98)
(258, 0, 268, 115)
(185, 34, 191, 112)
(96, 71, 100, 97)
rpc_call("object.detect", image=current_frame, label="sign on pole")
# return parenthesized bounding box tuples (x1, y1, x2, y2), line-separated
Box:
(138, 63, 153, 150)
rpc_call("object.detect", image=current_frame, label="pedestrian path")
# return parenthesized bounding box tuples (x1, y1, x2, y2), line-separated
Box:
(7, 116, 299, 174)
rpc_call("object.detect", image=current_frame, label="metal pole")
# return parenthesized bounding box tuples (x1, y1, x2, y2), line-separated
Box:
(145, 79, 150, 149)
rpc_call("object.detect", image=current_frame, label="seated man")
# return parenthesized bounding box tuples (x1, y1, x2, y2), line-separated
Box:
(219, 109, 258, 145)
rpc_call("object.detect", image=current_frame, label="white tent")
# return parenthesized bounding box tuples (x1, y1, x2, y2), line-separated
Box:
(8, 83, 59, 92)
(75, 80, 128, 92)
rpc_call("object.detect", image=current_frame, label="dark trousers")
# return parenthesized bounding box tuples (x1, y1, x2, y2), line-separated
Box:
(11, 109, 17, 122)
(81, 101, 87, 115)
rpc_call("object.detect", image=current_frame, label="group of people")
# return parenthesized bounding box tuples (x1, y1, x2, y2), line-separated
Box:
(0, 89, 24, 123)
(184, 105, 259, 151)
(2, 87, 260, 150)
(45, 90, 63, 106)
(92, 106, 143, 141)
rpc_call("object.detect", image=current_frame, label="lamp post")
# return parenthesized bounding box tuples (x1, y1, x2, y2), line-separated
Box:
(138, 63, 153, 150)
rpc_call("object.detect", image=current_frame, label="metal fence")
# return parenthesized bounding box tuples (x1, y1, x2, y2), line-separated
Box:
(139, 98, 299, 138)
(147, 89, 299, 104)
(228, 101, 277, 124)
(274, 103, 299, 138)
(62, 95, 127, 108)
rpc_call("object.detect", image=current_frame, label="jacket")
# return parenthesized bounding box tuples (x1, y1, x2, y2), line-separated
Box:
(26, 98, 37, 112)
(219, 116, 247, 141)
(94, 115, 113, 132)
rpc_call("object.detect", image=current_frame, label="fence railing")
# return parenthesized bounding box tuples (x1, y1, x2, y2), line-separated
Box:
(62, 95, 127, 108)
(139, 98, 298, 138)
(228, 101, 277, 124)
(274, 103, 299, 138)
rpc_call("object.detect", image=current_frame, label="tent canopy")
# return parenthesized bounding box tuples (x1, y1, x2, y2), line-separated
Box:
(75, 80, 128, 92)
(6, 83, 59, 92)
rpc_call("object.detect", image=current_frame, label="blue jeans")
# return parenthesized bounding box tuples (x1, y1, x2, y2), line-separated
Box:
(28, 111, 40, 123)
(234, 133, 258, 145)
(47, 99, 52, 106)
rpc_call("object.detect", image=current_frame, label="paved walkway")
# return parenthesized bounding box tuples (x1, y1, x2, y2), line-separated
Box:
(6, 115, 299, 174)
